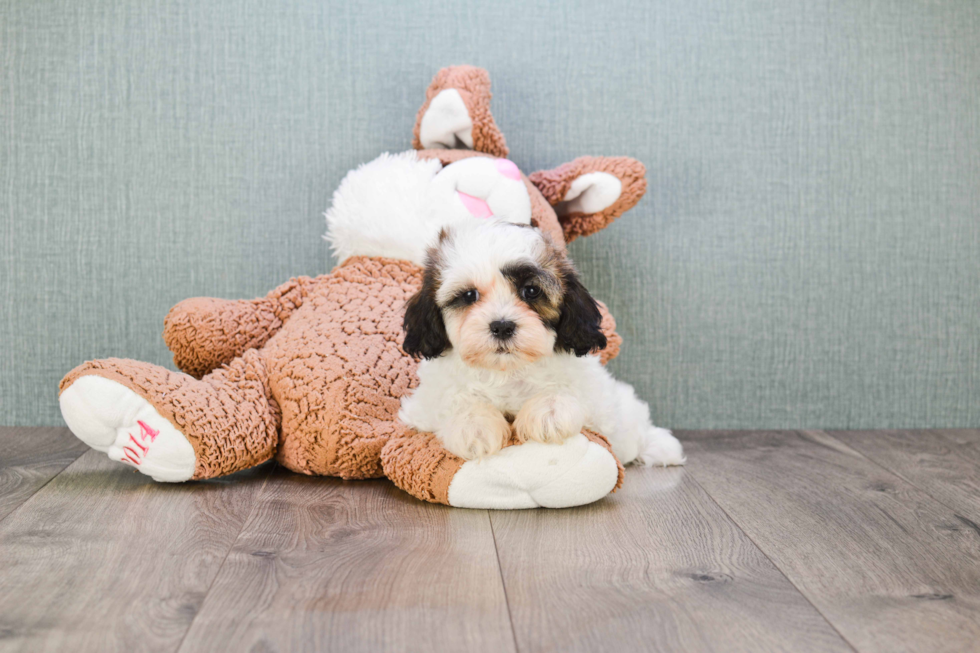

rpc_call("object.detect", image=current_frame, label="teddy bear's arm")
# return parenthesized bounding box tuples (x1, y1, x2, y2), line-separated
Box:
(596, 300, 622, 364)
(163, 275, 326, 378)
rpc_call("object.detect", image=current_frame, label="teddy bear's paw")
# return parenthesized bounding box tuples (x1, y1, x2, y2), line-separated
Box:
(446, 433, 620, 509)
(634, 427, 686, 468)
(60, 375, 196, 482)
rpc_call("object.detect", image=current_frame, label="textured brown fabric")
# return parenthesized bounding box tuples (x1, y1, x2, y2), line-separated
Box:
(529, 156, 648, 243)
(595, 301, 622, 364)
(61, 257, 424, 482)
(381, 427, 465, 505)
(164, 276, 317, 379)
(101, 250, 619, 485)
(582, 429, 625, 493)
(267, 256, 423, 480)
(59, 351, 280, 480)
(412, 66, 509, 158)
(61, 253, 624, 486)
(525, 175, 569, 257)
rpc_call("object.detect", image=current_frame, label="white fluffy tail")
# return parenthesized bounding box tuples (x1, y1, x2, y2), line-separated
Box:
(634, 427, 686, 467)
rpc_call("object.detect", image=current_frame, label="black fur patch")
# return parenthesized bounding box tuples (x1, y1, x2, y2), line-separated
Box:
(402, 252, 451, 359)
(553, 265, 607, 357)
(501, 262, 562, 319)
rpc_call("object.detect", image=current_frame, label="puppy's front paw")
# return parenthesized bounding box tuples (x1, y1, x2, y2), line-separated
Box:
(438, 403, 511, 460)
(514, 394, 585, 445)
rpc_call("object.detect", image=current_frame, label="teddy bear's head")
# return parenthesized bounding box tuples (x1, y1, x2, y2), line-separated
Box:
(325, 66, 647, 267)
(413, 66, 648, 248)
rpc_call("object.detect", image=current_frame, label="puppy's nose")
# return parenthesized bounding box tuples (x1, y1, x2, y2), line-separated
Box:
(489, 320, 516, 341)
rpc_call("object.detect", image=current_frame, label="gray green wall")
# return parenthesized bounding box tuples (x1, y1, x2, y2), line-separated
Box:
(2, 0, 979, 428)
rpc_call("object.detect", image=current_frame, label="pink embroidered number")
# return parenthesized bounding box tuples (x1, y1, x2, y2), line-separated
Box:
(120, 421, 160, 466)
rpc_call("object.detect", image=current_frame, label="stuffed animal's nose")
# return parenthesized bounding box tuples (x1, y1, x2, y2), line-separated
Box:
(489, 320, 516, 341)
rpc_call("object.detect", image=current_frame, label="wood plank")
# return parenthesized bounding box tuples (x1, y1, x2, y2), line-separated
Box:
(490, 467, 852, 653)
(177, 468, 516, 653)
(0, 450, 269, 652)
(683, 430, 980, 653)
(833, 430, 980, 524)
(0, 427, 87, 523)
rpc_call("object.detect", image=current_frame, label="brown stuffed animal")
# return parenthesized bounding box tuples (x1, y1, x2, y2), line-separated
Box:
(58, 66, 656, 509)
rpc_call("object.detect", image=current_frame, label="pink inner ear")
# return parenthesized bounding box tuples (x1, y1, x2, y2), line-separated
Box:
(458, 191, 493, 218)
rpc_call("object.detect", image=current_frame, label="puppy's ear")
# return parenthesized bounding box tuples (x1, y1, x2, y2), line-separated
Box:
(554, 267, 607, 357)
(402, 267, 451, 360)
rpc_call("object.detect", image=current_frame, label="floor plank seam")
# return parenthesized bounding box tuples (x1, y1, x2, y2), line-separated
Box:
(487, 511, 521, 653)
(818, 430, 977, 523)
(684, 463, 862, 653)
(0, 443, 88, 528)
(171, 462, 278, 653)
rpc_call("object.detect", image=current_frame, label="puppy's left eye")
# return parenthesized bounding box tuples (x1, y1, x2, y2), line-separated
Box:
(521, 285, 541, 301)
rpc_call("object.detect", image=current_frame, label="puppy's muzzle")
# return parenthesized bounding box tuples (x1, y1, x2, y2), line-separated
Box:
(489, 320, 517, 341)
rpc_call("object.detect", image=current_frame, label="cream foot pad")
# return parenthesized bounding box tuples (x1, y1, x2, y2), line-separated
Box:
(60, 375, 196, 482)
(447, 433, 620, 509)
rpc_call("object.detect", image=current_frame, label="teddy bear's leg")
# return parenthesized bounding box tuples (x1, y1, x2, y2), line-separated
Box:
(59, 350, 280, 481)
(381, 427, 624, 509)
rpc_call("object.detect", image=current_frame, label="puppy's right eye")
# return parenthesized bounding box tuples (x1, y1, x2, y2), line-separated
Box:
(521, 284, 541, 301)
(461, 289, 479, 305)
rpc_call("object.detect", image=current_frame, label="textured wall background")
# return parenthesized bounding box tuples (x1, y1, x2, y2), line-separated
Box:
(2, 0, 979, 428)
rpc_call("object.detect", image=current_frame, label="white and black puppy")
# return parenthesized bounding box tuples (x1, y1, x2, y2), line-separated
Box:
(398, 218, 685, 468)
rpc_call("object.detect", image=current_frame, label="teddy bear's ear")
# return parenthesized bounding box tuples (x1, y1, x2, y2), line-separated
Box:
(528, 156, 647, 243)
(412, 66, 509, 158)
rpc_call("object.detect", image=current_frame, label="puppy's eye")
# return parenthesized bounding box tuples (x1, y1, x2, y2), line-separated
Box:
(461, 289, 479, 305)
(521, 285, 541, 301)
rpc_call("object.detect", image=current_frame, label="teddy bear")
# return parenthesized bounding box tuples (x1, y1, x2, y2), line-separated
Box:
(58, 66, 669, 509)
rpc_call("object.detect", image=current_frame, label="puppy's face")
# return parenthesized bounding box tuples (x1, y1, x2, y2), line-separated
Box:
(403, 220, 607, 371)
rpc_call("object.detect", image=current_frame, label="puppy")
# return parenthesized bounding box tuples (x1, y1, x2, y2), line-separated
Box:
(398, 218, 685, 468)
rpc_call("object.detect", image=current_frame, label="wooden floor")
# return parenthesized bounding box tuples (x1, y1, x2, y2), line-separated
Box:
(1, 428, 979, 652)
